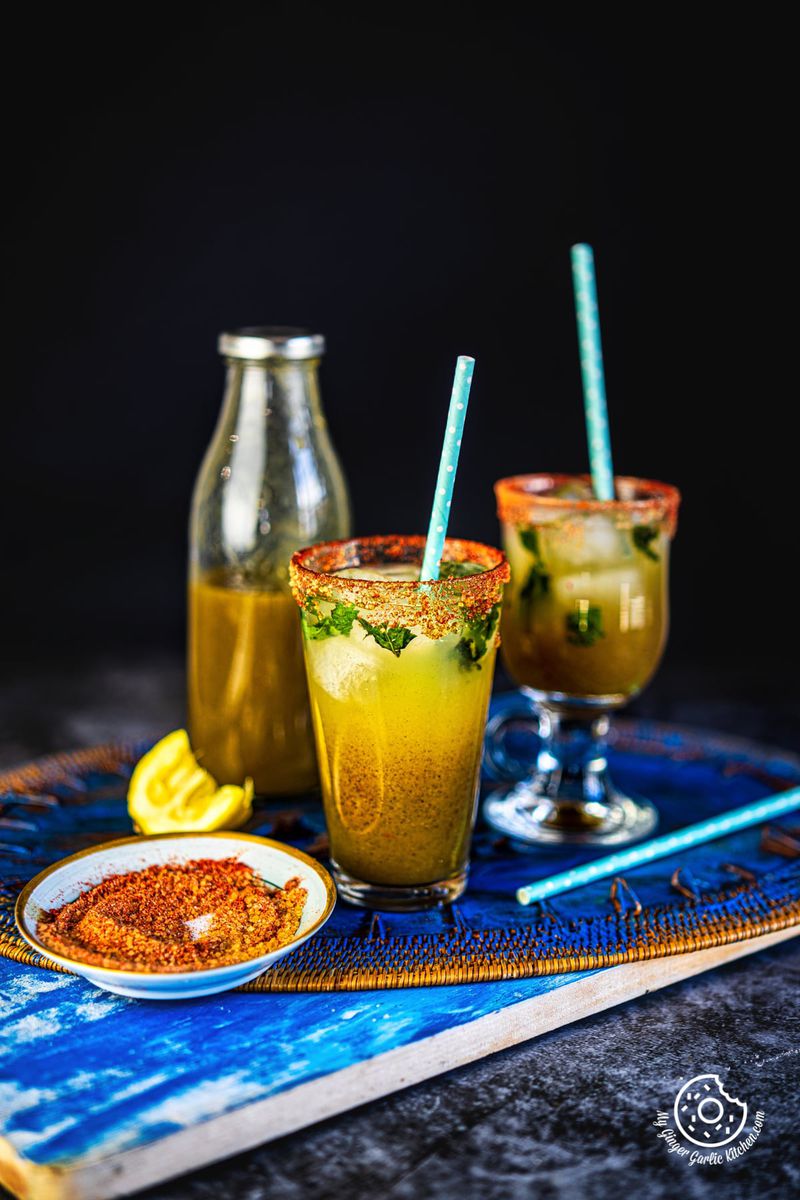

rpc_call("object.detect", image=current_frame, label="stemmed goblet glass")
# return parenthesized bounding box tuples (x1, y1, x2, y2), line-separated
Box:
(484, 474, 680, 846)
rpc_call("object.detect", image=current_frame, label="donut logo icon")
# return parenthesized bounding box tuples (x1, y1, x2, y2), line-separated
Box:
(674, 1074, 748, 1148)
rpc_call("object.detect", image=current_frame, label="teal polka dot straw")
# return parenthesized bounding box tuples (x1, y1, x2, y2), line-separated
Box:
(420, 356, 475, 581)
(571, 243, 615, 501)
(517, 786, 800, 905)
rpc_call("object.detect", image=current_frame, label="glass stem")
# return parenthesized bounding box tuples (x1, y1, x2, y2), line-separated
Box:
(535, 708, 614, 822)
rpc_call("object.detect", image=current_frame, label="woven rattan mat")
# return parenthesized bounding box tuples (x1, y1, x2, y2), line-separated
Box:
(2, 713, 799, 990)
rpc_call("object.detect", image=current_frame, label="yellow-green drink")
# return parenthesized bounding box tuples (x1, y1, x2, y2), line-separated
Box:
(501, 490, 669, 703)
(290, 536, 509, 910)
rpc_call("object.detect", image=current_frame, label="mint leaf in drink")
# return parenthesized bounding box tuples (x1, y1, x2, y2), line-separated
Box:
(518, 527, 551, 617)
(456, 604, 500, 668)
(302, 597, 415, 655)
(520, 562, 550, 605)
(519, 528, 542, 557)
(300, 599, 327, 640)
(632, 524, 660, 561)
(565, 605, 605, 647)
(301, 599, 359, 641)
(357, 617, 416, 657)
(329, 602, 359, 635)
(438, 560, 483, 579)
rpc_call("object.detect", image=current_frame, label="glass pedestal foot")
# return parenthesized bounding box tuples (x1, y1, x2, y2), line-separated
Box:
(483, 706, 659, 846)
(483, 783, 658, 846)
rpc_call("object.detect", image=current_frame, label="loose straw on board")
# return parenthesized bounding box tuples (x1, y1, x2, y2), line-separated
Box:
(517, 786, 800, 906)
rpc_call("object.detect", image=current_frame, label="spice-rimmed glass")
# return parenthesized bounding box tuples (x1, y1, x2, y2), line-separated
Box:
(485, 474, 680, 846)
(290, 535, 510, 910)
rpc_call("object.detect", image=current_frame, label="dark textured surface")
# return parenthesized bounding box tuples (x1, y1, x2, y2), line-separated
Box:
(1, 655, 798, 1199)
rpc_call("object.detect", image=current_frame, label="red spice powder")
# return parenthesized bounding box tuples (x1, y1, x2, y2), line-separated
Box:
(36, 858, 307, 972)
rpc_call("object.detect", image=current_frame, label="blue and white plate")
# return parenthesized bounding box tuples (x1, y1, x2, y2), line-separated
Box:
(15, 832, 336, 1000)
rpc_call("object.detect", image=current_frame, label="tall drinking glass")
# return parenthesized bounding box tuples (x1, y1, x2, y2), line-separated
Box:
(485, 475, 680, 846)
(290, 536, 509, 910)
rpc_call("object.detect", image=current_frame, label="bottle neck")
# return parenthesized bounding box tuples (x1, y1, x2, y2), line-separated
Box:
(219, 358, 323, 439)
(201, 357, 331, 572)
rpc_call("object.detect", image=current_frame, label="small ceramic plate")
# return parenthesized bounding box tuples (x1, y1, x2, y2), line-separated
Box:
(15, 832, 336, 1000)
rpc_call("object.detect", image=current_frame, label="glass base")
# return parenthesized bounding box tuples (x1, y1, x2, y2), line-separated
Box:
(483, 701, 659, 847)
(332, 861, 468, 911)
(484, 783, 658, 846)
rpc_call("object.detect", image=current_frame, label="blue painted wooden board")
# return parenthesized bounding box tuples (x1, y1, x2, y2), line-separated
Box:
(0, 960, 581, 1163)
(3, 929, 798, 1200)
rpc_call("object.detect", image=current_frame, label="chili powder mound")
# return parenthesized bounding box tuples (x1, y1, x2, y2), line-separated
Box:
(36, 858, 307, 972)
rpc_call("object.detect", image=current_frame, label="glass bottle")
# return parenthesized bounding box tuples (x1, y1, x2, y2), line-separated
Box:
(188, 327, 352, 795)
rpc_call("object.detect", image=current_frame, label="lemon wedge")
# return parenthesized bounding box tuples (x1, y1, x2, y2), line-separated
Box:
(128, 730, 254, 834)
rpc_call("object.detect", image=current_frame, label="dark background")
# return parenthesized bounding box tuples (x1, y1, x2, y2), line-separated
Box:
(3, 9, 790, 691)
